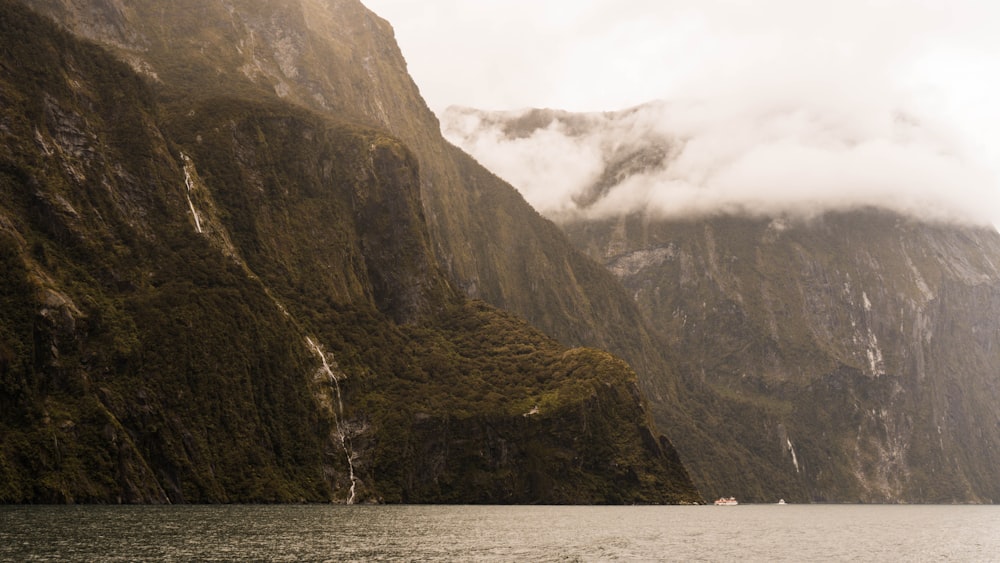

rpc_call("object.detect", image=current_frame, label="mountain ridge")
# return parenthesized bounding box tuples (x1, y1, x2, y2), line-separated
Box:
(0, 0, 700, 504)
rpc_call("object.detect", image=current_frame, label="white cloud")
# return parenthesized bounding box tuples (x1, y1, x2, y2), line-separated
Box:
(445, 109, 606, 214)
(442, 100, 999, 225)
(364, 0, 1000, 224)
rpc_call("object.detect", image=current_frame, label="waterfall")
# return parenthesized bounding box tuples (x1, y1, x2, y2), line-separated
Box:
(786, 437, 801, 473)
(306, 336, 358, 504)
(180, 153, 203, 233)
(861, 292, 885, 377)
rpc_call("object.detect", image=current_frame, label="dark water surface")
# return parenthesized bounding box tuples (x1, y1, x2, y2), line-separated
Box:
(2, 504, 998, 561)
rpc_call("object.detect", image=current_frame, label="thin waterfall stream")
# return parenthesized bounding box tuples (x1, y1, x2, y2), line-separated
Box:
(180, 153, 203, 234)
(306, 336, 358, 504)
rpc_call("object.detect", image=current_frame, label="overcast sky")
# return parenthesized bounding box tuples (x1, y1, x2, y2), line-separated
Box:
(361, 0, 1000, 224)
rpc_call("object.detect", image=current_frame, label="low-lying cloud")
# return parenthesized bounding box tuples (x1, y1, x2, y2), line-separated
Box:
(412, 0, 1000, 227)
(442, 96, 999, 226)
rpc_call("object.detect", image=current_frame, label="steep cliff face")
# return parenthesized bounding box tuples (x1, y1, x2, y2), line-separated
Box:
(16, 0, 1000, 505)
(564, 211, 1000, 502)
(447, 104, 1000, 503)
(0, 0, 701, 504)
(19, 0, 663, 360)
(1, 2, 331, 502)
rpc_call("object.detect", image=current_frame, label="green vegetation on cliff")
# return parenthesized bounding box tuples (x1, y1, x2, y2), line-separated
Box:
(0, 0, 700, 504)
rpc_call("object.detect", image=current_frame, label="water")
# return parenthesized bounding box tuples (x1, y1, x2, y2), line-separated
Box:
(2, 504, 999, 561)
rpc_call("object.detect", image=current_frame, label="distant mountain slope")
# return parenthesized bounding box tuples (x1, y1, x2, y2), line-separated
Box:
(566, 211, 1000, 502)
(446, 105, 1000, 503)
(0, 0, 700, 504)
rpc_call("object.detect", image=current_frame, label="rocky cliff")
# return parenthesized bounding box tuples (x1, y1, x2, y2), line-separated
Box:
(445, 105, 1000, 503)
(18, 0, 664, 360)
(0, 0, 700, 504)
(17, 0, 999, 506)
(565, 211, 1000, 503)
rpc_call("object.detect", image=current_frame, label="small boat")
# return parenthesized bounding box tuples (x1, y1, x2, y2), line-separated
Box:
(714, 496, 738, 506)
(777, 499, 786, 505)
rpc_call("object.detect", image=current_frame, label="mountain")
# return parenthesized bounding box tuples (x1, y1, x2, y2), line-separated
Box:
(15, 0, 670, 358)
(0, 0, 700, 504)
(16, 0, 999, 506)
(566, 211, 1000, 503)
(444, 106, 1000, 503)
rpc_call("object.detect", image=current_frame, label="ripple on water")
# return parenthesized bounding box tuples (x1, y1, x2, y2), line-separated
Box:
(2, 504, 999, 562)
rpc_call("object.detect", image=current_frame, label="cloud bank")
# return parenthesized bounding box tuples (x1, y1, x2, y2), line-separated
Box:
(442, 95, 998, 225)
(366, 0, 1000, 225)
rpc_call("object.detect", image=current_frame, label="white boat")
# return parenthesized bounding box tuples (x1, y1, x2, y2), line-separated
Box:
(777, 499, 786, 505)
(714, 496, 738, 506)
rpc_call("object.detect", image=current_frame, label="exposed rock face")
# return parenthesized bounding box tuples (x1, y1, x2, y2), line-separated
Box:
(0, 0, 700, 504)
(19, 0, 1000, 506)
(444, 102, 1000, 503)
(20, 0, 657, 357)
(564, 204, 1000, 503)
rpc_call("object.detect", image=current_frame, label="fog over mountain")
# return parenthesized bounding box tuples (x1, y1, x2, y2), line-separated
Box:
(364, 0, 1000, 226)
(442, 99, 998, 225)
